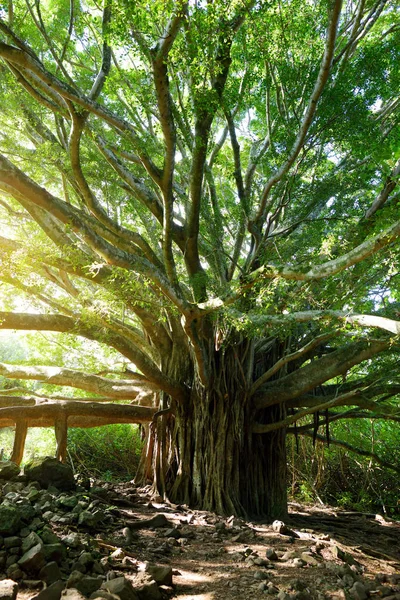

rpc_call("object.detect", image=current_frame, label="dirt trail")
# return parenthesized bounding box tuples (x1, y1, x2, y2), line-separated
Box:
(99, 485, 400, 599)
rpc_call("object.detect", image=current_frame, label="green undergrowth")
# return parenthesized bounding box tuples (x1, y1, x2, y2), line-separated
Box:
(288, 423, 400, 519)
(67, 424, 143, 480)
(1, 421, 399, 516)
(0, 424, 143, 481)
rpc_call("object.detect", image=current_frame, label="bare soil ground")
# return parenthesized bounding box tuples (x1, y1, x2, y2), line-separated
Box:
(88, 483, 400, 600)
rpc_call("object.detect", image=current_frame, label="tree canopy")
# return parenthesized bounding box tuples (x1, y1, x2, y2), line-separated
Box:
(0, 0, 399, 517)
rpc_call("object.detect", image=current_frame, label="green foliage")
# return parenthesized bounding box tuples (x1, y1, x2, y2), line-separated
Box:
(67, 424, 143, 480)
(288, 420, 400, 517)
(0, 427, 56, 463)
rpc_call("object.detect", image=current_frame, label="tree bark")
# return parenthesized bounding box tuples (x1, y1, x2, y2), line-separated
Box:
(11, 419, 28, 465)
(167, 396, 287, 518)
(55, 415, 68, 462)
(141, 343, 288, 519)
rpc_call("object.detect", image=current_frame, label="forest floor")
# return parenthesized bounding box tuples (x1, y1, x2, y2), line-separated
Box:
(89, 481, 400, 600)
(4, 477, 400, 600)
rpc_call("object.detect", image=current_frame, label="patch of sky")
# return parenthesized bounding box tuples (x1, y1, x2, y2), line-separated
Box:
(324, 143, 342, 166)
(370, 98, 383, 113)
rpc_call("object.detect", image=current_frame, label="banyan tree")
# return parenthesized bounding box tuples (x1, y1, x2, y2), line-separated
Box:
(0, 0, 399, 517)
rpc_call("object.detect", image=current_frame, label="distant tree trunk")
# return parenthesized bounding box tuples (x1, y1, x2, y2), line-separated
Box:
(11, 419, 28, 465)
(55, 415, 68, 462)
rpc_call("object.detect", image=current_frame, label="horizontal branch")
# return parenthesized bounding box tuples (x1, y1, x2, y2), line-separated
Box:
(243, 310, 400, 335)
(287, 409, 400, 433)
(0, 362, 157, 398)
(0, 236, 173, 354)
(0, 311, 186, 397)
(254, 338, 391, 409)
(245, 217, 400, 284)
(250, 332, 335, 396)
(287, 385, 400, 410)
(0, 394, 135, 405)
(253, 389, 360, 433)
(0, 400, 156, 428)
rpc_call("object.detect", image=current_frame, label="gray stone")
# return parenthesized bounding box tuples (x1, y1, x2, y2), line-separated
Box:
(41, 527, 60, 545)
(70, 562, 86, 575)
(300, 551, 319, 566)
(163, 528, 180, 539)
(62, 533, 81, 548)
(0, 550, 7, 568)
(39, 561, 62, 585)
(232, 531, 249, 543)
(66, 572, 85, 589)
(144, 564, 172, 586)
(350, 581, 368, 600)
(18, 542, 46, 573)
(267, 582, 280, 595)
(6, 564, 24, 581)
(61, 590, 87, 600)
(0, 462, 20, 480)
(78, 511, 104, 528)
(75, 577, 103, 597)
(24, 457, 76, 491)
(57, 496, 79, 509)
(272, 520, 291, 535)
(27, 488, 41, 502)
(30, 517, 45, 530)
(292, 558, 305, 568)
(0, 506, 21, 535)
(133, 577, 161, 600)
(289, 579, 307, 592)
(31, 580, 65, 600)
(90, 593, 120, 600)
(90, 487, 109, 499)
(58, 515, 77, 526)
(254, 557, 272, 567)
(331, 545, 355, 565)
(101, 577, 139, 600)
(92, 562, 105, 575)
(22, 531, 43, 553)
(266, 547, 279, 561)
(42, 511, 55, 522)
(133, 514, 169, 530)
(3, 537, 21, 549)
(6, 555, 18, 568)
(254, 570, 269, 580)
(0, 579, 18, 600)
(44, 543, 66, 563)
(78, 552, 95, 567)
(17, 502, 37, 523)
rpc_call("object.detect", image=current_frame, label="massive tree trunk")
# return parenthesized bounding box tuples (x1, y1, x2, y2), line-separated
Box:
(169, 393, 287, 519)
(141, 339, 288, 519)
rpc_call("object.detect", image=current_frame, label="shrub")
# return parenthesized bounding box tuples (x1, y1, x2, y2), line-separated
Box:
(67, 424, 143, 480)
